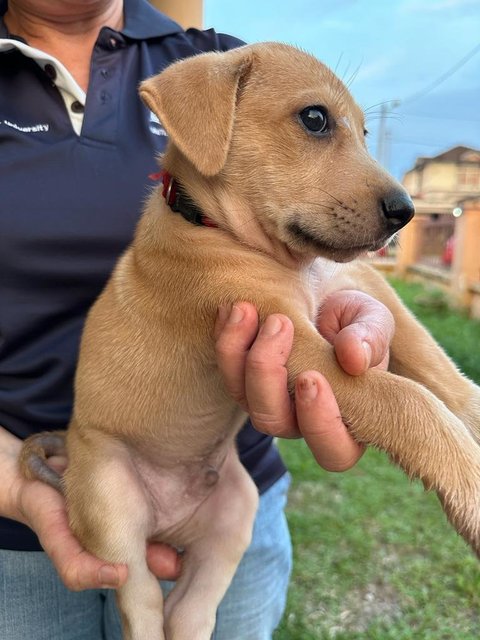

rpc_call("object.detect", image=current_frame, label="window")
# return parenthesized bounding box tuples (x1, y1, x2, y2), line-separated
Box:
(458, 165, 480, 189)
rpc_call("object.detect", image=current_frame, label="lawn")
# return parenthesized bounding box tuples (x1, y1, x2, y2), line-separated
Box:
(274, 278, 480, 640)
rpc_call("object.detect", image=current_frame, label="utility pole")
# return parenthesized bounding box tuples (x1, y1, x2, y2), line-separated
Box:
(376, 104, 388, 166)
(376, 100, 400, 169)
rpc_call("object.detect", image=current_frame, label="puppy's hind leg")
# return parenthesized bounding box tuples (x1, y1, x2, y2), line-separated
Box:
(64, 431, 165, 640)
(163, 449, 259, 640)
(116, 558, 165, 640)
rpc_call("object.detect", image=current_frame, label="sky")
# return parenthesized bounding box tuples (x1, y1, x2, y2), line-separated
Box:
(204, 0, 480, 180)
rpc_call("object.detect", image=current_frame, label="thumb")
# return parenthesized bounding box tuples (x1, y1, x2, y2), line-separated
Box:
(317, 290, 394, 375)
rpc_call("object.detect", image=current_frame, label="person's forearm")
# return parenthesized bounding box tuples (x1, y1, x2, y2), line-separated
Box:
(0, 426, 27, 523)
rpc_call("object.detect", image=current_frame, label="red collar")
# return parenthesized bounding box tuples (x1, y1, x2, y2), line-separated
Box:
(149, 170, 218, 228)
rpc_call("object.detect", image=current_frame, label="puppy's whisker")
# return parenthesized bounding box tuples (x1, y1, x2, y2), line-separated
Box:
(333, 52, 344, 75)
(339, 60, 352, 84)
(366, 113, 402, 124)
(292, 201, 344, 215)
(344, 63, 362, 90)
(364, 100, 393, 113)
(313, 188, 346, 208)
(331, 81, 351, 106)
(332, 64, 362, 105)
(298, 207, 344, 218)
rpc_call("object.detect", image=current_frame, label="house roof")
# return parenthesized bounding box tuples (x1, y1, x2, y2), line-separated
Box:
(408, 145, 480, 173)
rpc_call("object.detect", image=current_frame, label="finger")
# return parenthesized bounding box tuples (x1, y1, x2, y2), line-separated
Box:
(333, 323, 391, 375)
(215, 303, 260, 410)
(317, 290, 394, 375)
(295, 371, 365, 471)
(146, 542, 182, 581)
(20, 482, 127, 591)
(245, 314, 299, 438)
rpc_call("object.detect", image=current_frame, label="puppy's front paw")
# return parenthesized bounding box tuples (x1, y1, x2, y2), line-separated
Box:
(438, 484, 480, 559)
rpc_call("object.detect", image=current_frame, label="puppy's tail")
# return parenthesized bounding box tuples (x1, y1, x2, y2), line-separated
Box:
(19, 431, 67, 493)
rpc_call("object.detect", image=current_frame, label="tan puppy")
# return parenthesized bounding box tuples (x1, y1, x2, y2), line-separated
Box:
(21, 43, 480, 640)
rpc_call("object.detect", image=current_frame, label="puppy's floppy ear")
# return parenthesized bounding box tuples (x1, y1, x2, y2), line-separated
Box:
(139, 47, 253, 176)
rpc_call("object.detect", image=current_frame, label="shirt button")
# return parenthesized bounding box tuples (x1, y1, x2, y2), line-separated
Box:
(71, 101, 85, 114)
(44, 63, 57, 80)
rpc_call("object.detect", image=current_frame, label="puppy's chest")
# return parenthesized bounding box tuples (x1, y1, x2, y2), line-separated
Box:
(303, 259, 361, 310)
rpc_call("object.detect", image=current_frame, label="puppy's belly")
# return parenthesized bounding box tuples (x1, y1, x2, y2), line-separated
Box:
(67, 389, 248, 553)
(129, 440, 234, 546)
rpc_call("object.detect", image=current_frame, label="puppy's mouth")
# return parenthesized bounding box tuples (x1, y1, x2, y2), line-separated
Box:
(286, 221, 389, 263)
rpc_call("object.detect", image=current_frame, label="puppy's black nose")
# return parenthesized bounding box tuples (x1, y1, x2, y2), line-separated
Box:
(381, 191, 415, 232)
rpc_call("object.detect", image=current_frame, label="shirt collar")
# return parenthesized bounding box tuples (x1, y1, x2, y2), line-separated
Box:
(0, 0, 183, 42)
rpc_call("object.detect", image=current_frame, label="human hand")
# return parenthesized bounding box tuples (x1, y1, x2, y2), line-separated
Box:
(2, 429, 181, 591)
(215, 291, 394, 471)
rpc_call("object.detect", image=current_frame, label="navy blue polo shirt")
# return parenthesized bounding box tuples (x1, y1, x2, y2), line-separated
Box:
(0, 0, 286, 551)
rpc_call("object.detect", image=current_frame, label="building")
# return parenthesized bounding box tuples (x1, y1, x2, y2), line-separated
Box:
(397, 146, 480, 316)
(402, 145, 480, 215)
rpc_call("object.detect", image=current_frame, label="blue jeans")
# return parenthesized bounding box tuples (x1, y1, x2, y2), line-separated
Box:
(0, 473, 291, 640)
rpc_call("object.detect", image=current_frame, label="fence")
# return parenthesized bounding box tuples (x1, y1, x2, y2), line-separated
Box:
(394, 198, 480, 317)
(416, 215, 455, 270)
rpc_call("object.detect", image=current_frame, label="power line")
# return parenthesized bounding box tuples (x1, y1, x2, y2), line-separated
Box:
(398, 113, 480, 124)
(391, 139, 455, 148)
(401, 41, 480, 106)
(375, 41, 480, 167)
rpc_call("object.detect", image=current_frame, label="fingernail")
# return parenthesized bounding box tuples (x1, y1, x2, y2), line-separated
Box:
(98, 565, 119, 588)
(362, 341, 372, 369)
(228, 305, 244, 324)
(260, 315, 282, 336)
(298, 376, 318, 401)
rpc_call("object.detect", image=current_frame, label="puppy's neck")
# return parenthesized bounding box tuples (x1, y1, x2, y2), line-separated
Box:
(162, 158, 305, 271)
(213, 190, 302, 269)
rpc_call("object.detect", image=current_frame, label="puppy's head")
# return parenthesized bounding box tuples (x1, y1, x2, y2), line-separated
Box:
(140, 43, 414, 263)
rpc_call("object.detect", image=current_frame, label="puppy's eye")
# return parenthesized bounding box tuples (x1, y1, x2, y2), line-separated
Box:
(299, 106, 329, 134)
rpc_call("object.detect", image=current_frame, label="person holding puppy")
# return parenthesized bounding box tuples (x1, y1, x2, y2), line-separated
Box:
(0, 0, 394, 637)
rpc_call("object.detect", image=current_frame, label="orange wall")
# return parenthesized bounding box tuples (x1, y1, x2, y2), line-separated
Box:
(149, 0, 203, 29)
(453, 202, 480, 301)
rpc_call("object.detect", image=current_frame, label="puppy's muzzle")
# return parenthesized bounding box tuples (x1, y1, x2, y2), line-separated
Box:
(381, 190, 415, 233)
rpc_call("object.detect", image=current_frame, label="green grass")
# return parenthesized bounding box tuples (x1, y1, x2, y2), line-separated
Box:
(273, 278, 480, 640)
(388, 278, 480, 384)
